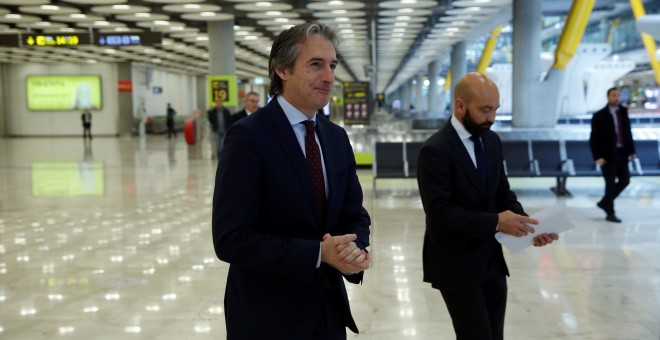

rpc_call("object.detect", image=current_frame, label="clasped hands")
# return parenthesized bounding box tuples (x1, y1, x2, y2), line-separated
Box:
(320, 233, 370, 274)
(498, 210, 559, 247)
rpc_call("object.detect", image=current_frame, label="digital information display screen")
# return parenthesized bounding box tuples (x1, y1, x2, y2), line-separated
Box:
(96, 32, 162, 46)
(26, 75, 103, 111)
(22, 34, 91, 47)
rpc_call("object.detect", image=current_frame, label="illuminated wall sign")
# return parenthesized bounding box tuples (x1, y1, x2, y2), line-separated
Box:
(22, 34, 91, 47)
(96, 32, 162, 46)
(118, 80, 132, 92)
(26, 75, 103, 111)
(343, 82, 370, 125)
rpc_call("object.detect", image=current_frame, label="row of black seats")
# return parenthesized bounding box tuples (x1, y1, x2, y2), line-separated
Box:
(372, 140, 660, 196)
(372, 142, 423, 196)
(501, 139, 660, 195)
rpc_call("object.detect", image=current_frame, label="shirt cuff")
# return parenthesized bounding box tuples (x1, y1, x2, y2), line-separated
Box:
(316, 243, 322, 268)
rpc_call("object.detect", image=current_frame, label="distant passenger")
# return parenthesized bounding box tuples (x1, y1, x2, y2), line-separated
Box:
(590, 87, 636, 223)
(166, 103, 177, 139)
(212, 21, 371, 339)
(207, 99, 231, 159)
(229, 91, 259, 128)
(81, 108, 92, 140)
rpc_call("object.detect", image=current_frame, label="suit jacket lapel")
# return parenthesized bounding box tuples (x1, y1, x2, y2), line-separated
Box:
(267, 98, 324, 226)
(444, 120, 487, 195)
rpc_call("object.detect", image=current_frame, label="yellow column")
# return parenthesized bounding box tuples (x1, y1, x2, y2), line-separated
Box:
(444, 71, 451, 92)
(476, 25, 503, 74)
(630, 0, 660, 85)
(553, 0, 596, 70)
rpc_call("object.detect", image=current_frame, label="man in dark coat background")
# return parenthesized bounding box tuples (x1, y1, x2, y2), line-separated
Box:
(589, 87, 636, 223)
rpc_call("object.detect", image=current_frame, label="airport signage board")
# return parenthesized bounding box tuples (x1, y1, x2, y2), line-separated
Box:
(343, 82, 370, 125)
(208, 75, 238, 108)
(22, 34, 91, 47)
(96, 32, 162, 47)
(0, 32, 161, 47)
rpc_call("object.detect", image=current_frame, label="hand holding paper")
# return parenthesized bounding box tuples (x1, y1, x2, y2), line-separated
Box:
(496, 205, 574, 254)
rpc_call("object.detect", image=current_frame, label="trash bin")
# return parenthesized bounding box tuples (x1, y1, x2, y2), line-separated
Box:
(184, 118, 196, 145)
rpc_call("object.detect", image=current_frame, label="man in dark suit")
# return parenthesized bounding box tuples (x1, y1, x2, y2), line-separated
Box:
(207, 99, 231, 159)
(589, 87, 636, 223)
(417, 72, 558, 340)
(229, 91, 259, 128)
(212, 22, 371, 340)
(166, 103, 177, 139)
(81, 108, 92, 140)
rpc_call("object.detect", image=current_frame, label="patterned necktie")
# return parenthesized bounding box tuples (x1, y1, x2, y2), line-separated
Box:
(616, 110, 624, 146)
(303, 120, 326, 216)
(469, 135, 488, 185)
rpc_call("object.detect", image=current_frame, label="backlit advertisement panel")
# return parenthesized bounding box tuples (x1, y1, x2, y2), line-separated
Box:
(26, 75, 102, 111)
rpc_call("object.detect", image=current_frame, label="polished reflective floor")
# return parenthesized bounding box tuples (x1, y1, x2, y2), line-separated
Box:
(0, 136, 659, 339)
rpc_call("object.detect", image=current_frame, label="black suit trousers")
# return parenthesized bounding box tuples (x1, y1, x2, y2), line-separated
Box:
(599, 148, 630, 214)
(439, 255, 508, 340)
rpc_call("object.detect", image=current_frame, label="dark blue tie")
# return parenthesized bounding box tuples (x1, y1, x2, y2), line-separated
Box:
(470, 135, 488, 185)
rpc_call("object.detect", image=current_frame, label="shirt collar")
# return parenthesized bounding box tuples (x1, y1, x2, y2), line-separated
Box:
(451, 114, 472, 141)
(277, 95, 317, 126)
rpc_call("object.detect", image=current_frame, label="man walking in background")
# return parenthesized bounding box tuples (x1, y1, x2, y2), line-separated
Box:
(81, 108, 92, 140)
(229, 91, 259, 128)
(207, 99, 231, 159)
(590, 87, 636, 223)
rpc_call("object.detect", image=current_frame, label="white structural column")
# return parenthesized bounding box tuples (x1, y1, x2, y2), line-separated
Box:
(208, 20, 237, 112)
(511, 0, 542, 127)
(402, 80, 412, 111)
(450, 41, 466, 113)
(414, 73, 425, 112)
(427, 60, 441, 117)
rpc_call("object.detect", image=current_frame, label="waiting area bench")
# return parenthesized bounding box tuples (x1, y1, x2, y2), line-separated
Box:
(372, 139, 660, 197)
(501, 139, 660, 196)
(372, 141, 423, 196)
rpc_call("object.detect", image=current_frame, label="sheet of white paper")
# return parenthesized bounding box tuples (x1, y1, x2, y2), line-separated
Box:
(495, 204, 575, 254)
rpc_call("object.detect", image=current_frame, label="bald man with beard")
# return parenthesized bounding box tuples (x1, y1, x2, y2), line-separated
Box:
(417, 72, 558, 339)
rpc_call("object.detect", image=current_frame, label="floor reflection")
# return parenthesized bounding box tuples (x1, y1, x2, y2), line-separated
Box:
(0, 136, 658, 339)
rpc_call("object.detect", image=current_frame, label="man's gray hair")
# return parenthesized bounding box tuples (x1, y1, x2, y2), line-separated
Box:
(268, 21, 339, 96)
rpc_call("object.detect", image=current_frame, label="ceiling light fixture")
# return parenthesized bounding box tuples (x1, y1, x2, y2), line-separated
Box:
(40, 5, 60, 11)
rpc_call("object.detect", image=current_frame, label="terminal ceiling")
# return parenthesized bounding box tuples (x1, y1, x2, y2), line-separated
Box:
(0, 0, 632, 93)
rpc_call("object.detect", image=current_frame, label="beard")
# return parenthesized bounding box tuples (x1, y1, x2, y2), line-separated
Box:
(463, 108, 492, 137)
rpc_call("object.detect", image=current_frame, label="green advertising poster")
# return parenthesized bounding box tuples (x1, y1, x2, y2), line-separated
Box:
(208, 75, 238, 108)
(26, 75, 102, 111)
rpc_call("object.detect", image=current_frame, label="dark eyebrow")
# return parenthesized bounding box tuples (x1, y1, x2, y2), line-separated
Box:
(480, 105, 500, 111)
(307, 57, 338, 65)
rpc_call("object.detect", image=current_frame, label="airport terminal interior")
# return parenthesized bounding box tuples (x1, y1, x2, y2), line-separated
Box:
(1, 0, 660, 339)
